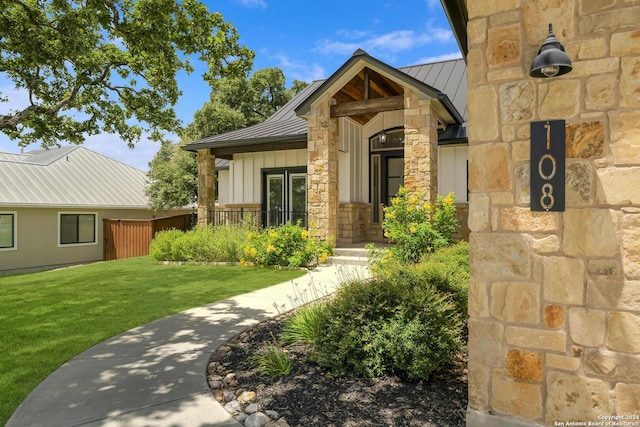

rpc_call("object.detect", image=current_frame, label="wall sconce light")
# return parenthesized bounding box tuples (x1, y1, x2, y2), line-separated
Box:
(379, 130, 388, 144)
(529, 24, 572, 78)
(378, 112, 387, 143)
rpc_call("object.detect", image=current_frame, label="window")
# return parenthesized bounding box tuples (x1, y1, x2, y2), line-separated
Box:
(0, 212, 16, 250)
(262, 167, 307, 227)
(59, 213, 97, 246)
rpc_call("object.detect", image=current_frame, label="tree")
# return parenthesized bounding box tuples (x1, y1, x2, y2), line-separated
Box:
(146, 68, 308, 212)
(0, 0, 254, 148)
(146, 141, 198, 212)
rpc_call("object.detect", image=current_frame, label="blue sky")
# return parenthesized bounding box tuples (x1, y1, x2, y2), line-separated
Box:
(0, 0, 461, 171)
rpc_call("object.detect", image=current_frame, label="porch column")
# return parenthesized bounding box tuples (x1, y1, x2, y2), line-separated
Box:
(307, 97, 339, 242)
(197, 149, 216, 227)
(403, 88, 438, 202)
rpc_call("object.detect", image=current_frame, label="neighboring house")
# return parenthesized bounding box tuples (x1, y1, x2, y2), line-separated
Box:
(184, 49, 468, 244)
(0, 146, 190, 275)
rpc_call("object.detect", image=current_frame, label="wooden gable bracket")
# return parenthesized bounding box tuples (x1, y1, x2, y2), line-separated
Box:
(330, 68, 404, 119)
(330, 96, 404, 118)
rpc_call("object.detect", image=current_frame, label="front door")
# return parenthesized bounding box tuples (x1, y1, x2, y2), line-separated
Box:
(370, 127, 405, 224)
(385, 157, 404, 207)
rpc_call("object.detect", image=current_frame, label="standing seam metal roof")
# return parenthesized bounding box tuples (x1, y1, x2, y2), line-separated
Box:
(0, 146, 152, 208)
(184, 56, 466, 151)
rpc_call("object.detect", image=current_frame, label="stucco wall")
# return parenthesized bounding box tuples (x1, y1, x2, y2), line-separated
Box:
(0, 207, 187, 274)
(465, 1, 640, 425)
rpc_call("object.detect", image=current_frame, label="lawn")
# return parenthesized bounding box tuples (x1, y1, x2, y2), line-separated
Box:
(0, 256, 306, 426)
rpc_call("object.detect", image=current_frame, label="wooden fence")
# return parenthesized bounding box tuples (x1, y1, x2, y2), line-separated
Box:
(103, 214, 194, 261)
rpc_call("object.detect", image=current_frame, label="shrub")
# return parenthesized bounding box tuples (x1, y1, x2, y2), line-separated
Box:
(382, 187, 458, 263)
(251, 341, 292, 377)
(309, 275, 464, 380)
(372, 241, 469, 315)
(287, 244, 469, 380)
(281, 303, 326, 346)
(241, 221, 333, 268)
(149, 224, 249, 263)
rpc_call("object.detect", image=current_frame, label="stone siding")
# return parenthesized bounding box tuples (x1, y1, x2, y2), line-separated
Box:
(466, 1, 640, 425)
(307, 98, 339, 241)
(197, 149, 216, 227)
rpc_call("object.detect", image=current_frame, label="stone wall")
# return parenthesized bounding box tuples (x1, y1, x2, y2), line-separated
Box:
(403, 88, 439, 202)
(337, 203, 386, 244)
(466, 1, 640, 425)
(307, 97, 339, 242)
(197, 149, 216, 227)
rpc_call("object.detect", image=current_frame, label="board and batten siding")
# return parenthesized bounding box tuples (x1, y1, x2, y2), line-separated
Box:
(230, 149, 307, 204)
(438, 144, 468, 203)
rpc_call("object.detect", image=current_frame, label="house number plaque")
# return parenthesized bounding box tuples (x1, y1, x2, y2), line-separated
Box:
(530, 120, 565, 212)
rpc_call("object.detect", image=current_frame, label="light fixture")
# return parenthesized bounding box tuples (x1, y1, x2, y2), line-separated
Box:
(379, 130, 388, 144)
(378, 112, 387, 143)
(529, 23, 572, 78)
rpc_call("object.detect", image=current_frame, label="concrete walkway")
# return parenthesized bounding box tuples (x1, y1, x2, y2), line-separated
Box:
(7, 264, 368, 427)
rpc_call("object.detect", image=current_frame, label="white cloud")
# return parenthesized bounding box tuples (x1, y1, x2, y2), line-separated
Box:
(426, 0, 441, 10)
(273, 54, 327, 83)
(416, 51, 463, 64)
(314, 27, 453, 58)
(82, 132, 171, 171)
(234, 0, 267, 8)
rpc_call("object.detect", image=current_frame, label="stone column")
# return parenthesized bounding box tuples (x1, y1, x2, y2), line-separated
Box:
(403, 88, 438, 202)
(197, 149, 216, 227)
(307, 97, 339, 241)
(465, 1, 640, 426)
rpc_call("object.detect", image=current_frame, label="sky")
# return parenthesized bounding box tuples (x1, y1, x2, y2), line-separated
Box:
(0, 0, 461, 171)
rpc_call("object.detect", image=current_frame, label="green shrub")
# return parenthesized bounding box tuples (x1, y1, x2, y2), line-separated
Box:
(309, 274, 464, 380)
(251, 342, 292, 377)
(281, 303, 326, 346)
(287, 244, 469, 381)
(242, 222, 333, 268)
(372, 241, 469, 315)
(382, 187, 459, 264)
(149, 225, 249, 263)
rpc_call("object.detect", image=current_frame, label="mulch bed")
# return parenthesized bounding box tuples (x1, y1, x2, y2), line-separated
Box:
(208, 313, 468, 427)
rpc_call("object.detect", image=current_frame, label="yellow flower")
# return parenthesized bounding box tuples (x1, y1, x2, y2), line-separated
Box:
(409, 224, 417, 233)
(244, 246, 252, 255)
(423, 203, 431, 211)
(250, 248, 258, 257)
(267, 244, 276, 253)
(268, 230, 277, 238)
(247, 232, 253, 241)
(239, 259, 246, 266)
(301, 230, 309, 239)
(391, 197, 400, 206)
(319, 253, 328, 263)
(383, 231, 390, 238)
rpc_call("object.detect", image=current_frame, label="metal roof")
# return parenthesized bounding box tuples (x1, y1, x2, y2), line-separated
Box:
(0, 146, 152, 208)
(183, 81, 323, 150)
(184, 54, 467, 151)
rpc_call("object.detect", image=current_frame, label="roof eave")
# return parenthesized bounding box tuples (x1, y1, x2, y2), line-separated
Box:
(440, 0, 469, 58)
(182, 133, 307, 152)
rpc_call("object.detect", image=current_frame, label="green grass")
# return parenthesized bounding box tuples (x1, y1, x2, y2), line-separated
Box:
(0, 256, 306, 426)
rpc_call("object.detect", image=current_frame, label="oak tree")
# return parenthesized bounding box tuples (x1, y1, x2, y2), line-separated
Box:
(0, 0, 254, 147)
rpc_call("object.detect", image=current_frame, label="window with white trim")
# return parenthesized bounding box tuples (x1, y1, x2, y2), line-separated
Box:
(0, 212, 17, 250)
(59, 213, 97, 246)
